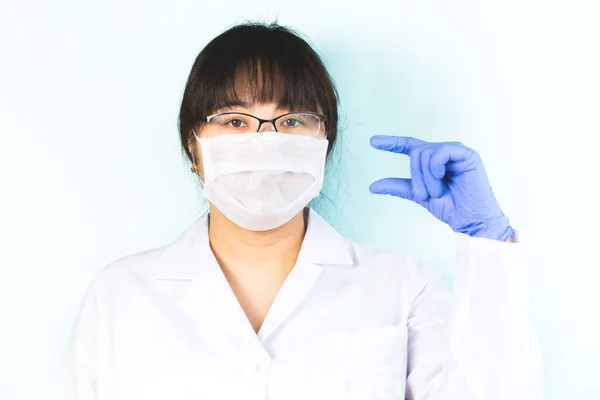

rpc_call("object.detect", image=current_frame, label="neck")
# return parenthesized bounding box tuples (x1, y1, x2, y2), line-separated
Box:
(207, 206, 307, 276)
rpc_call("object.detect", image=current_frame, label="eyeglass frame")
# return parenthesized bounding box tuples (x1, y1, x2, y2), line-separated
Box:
(201, 111, 328, 137)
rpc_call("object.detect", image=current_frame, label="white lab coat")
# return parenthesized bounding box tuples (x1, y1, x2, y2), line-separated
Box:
(55, 208, 543, 400)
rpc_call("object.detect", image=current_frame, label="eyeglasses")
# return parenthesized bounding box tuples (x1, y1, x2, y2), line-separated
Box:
(197, 111, 328, 139)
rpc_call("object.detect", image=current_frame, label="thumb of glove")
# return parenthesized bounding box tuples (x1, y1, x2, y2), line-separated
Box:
(369, 178, 415, 201)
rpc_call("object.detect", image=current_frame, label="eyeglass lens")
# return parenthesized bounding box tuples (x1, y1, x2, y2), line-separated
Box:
(202, 113, 322, 137)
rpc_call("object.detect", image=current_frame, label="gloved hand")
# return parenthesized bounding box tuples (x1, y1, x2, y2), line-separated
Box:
(369, 135, 515, 242)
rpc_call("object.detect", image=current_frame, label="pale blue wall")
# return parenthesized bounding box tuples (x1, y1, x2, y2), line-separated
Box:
(1, 1, 598, 399)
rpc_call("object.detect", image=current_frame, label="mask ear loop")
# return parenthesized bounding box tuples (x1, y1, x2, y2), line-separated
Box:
(190, 129, 210, 222)
(189, 129, 205, 187)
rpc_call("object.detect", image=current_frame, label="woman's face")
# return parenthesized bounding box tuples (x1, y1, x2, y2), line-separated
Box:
(189, 102, 326, 182)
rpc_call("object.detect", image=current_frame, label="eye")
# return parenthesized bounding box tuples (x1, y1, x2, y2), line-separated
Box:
(282, 118, 303, 127)
(227, 118, 246, 128)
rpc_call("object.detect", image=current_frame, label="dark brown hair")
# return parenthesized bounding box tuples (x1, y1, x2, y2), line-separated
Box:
(178, 21, 340, 164)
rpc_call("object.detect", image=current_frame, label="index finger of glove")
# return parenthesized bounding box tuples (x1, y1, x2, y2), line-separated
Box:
(370, 135, 428, 155)
(430, 142, 476, 176)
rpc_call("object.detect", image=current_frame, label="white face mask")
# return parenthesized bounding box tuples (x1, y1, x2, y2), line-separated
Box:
(194, 131, 328, 231)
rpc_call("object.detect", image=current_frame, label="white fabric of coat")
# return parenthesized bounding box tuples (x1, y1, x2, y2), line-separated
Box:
(55, 208, 543, 400)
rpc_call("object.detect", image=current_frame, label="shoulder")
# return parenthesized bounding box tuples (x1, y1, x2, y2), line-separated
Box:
(77, 246, 166, 313)
(86, 217, 208, 302)
(308, 208, 436, 294)
(96, 246, 166, 285)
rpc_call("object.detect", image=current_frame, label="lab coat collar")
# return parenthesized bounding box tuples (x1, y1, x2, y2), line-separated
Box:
(152, 208, 355, 342)
(153, 207, 355, 280)
(297, 208, 355, 267)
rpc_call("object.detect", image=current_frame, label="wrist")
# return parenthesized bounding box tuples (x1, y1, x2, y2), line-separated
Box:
(458, 216, 514, 242)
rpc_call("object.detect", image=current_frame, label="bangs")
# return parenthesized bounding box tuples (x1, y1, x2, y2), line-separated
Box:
(204, 55, 323, 116)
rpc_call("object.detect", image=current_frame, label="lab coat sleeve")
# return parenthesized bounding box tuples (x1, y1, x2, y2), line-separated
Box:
(54, 277, 103, 400)
(404, 233, 543, 400)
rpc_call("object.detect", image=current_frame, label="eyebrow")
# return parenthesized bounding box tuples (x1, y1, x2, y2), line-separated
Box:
(215, 100, 251, 113)
(229, 100, 252, 108)
(216, 101, 289, 113)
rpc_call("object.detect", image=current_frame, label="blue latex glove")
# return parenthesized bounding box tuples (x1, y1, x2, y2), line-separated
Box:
(369, 135, 515, 242)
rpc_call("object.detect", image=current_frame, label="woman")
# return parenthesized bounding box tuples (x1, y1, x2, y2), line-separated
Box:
(55, 22, 542, 400)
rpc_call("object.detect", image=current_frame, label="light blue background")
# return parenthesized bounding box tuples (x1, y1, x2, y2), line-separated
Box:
(1, 1, 598, 399)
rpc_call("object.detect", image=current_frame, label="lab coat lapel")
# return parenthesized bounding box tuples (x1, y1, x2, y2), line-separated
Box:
(154, 214, 258, 343)
(257, 208, 355, 342)
(257, 259, 324, 342)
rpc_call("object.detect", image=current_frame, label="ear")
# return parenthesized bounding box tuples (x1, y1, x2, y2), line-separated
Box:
(187, 135, 197, 156)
